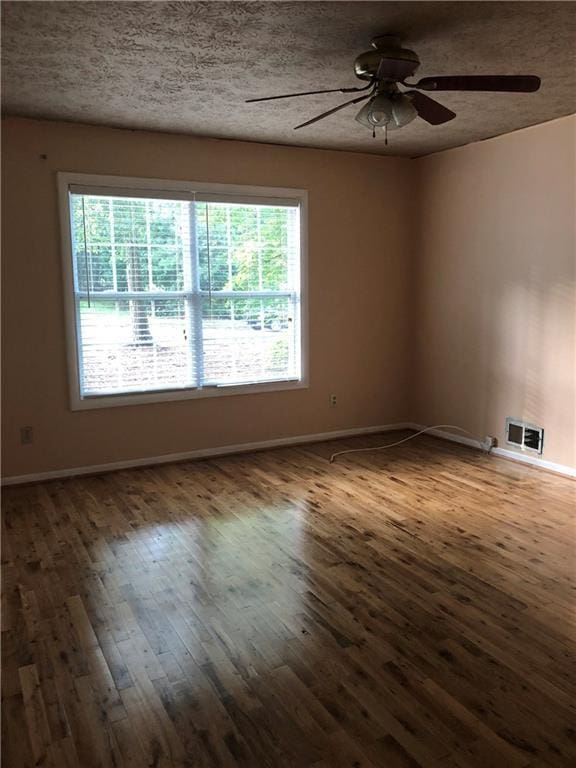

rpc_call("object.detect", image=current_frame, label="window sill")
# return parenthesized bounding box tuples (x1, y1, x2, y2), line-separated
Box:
(71, 378, 308, 411)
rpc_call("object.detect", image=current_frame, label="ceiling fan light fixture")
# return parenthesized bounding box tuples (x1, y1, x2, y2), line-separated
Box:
(367, 94, 395, 126)
(355, 92, 417, 132)
(391, 94, 418, 127)
(354, 99, 375, 129)
(355, 94, 393, 129)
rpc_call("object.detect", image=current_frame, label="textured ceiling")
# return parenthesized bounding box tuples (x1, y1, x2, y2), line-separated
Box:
(2, 1, 575, 157)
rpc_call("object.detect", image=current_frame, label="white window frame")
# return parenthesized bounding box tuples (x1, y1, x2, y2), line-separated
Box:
(57, 172, 308, 411)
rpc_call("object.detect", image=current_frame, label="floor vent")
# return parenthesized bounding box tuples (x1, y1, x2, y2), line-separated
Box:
(506, 418, 544, 454)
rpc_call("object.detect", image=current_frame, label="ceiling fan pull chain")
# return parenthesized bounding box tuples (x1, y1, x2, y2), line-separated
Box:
(384, 123, 388, 146)
(372, 127, 375, 139)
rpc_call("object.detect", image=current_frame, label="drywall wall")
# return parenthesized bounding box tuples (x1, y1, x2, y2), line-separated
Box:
(414, 116, 576, 469)
(3, 115, 575, 479)
(1, 117, 416, 477)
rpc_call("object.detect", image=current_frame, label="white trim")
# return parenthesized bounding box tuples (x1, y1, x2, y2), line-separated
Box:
(411, 423, 576, 479)
(1, 423, 413, 486)
(4, 422, 574, 486)
(73, 378, 307, 410)
(490, 446, 576, 479)
(65, 173, 307, 203)
(407, 424, 483, 450)
(298, 190, 308, 387)
(58, 173, 83, 409)
(57, 172, 309, 411)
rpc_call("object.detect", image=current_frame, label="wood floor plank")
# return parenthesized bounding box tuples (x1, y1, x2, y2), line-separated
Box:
(2, 433, 575, 767)
(18, 663, 54, 767)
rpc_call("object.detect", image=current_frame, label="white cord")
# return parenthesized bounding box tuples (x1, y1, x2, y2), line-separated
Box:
(329, 425, 486, 463)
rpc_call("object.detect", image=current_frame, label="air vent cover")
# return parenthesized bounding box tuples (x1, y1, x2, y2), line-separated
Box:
(506, 418, 544, 454)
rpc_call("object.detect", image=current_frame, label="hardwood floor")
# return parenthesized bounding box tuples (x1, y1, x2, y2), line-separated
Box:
(2, 432, 575, 768)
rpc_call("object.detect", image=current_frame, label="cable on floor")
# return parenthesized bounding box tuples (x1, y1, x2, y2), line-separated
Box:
(329, 425, 487, 463)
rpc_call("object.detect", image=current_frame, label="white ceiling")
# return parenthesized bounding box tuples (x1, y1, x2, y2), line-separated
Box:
(2, 1, 575, 156)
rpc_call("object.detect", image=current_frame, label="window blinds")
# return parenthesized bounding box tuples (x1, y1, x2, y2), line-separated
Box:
(69, 191, 301, 398)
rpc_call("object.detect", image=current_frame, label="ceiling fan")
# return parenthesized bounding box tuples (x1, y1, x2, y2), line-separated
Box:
(246, 35, 541, 142)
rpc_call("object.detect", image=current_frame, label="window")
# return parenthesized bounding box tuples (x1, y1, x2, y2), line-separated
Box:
(58, 174, 307, 409)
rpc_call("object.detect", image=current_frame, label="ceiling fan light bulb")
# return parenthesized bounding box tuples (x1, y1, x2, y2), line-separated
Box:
(370, 110, 392, 127)
(355, 96, 392, 129)
(355, 101, 376, 129)
(367, 95, 394, 126)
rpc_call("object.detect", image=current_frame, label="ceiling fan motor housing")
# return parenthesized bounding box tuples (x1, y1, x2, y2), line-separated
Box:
(354, 35, 420, 82)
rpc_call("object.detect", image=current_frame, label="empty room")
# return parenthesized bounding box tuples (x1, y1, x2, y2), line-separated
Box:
(2, 1, 575, 766)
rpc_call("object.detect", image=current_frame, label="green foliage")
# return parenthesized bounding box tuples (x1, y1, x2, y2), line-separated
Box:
(72, 196, 294, 330)
(196, 203, 289, 296)
(72, 196, 185, 294)
(196, 203, 291, 322)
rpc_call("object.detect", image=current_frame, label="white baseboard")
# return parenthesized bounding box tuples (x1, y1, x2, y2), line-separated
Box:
(412, 423, 576, 479)
(1, 422, 414, 486)
(407, 423, 484, 450)
(490, 446, 576, 478)
(4, 421, 574, 486)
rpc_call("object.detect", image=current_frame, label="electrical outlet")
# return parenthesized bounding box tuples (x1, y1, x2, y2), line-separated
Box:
(329, 393, 337, 407)
(20, 426, 34, 445)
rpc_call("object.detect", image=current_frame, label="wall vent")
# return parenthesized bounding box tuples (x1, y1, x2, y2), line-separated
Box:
(505, 418, 544, 454)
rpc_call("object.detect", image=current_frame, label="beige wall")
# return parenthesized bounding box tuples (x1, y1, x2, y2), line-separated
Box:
(3, 115, 575, 479)
(414, 116, 576, 468)
(1, 117, 416, 477)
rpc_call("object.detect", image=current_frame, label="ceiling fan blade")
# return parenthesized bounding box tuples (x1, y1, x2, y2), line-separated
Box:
(246, 83, 372, 103)
(294, 92, 374, 130)
(405, 91, 456, 125)
(412, 75, 541, 93)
